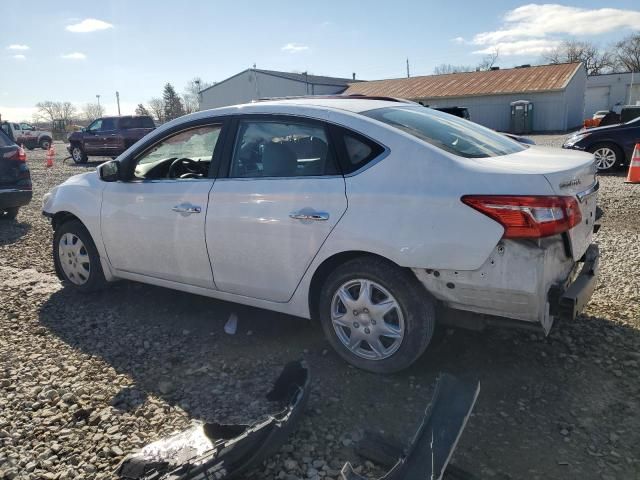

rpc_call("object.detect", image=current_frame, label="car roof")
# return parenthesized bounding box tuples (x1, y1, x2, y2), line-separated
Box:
(212, 97, 412, 115)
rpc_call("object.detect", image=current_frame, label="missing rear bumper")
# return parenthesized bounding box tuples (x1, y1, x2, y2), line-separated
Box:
(549, 243, 600, 321)
(117, 361, 310, 480)
(340, 374, 480, 480)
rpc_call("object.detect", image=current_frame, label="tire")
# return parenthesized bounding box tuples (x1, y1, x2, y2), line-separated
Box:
(53, 220, 107, 292)
(39, 137, 52, 150)
(318, 256, 435, 374)
(71, 144, 88, 164)
(1, 207, 19, 220)
(588, 142, 623, 172)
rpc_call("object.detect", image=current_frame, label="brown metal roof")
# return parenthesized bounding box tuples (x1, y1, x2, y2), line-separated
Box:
(344, 63, 582, 99)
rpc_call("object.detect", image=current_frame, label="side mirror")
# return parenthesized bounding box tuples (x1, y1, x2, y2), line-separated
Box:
(81, 127, 86, 132)
(98, 160, 121, 182)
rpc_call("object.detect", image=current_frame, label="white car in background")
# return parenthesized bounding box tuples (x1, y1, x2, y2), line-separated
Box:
(42, 97, 600, 373)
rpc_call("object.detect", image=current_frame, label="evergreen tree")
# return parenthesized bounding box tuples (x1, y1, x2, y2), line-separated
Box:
(162, 83, 185, 121)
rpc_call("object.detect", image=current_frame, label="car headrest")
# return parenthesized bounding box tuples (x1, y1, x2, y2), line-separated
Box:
(262, 142, 298, 177)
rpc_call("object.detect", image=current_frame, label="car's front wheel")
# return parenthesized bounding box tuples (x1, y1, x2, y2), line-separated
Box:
(318, 257, 435, 374)
(53, 220, 107, 292)
(71, 145, 88, 164)
(589, 143, 623, 172)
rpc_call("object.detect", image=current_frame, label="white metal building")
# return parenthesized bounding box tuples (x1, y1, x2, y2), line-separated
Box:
(344, 63, 587, 132)
(585, 72, 640, 117)
(199, 69, 357, 110)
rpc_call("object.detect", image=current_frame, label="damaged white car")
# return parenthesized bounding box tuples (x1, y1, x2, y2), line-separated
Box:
(42, 97, 600, 373)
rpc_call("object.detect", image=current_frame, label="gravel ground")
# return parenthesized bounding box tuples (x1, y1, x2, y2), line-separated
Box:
(1, 137, 639, 480)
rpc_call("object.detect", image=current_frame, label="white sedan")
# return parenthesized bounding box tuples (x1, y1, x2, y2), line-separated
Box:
(43, 97, 600, 373)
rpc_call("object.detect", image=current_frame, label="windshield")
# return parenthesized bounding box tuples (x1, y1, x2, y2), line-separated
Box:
(363, 106, 526, 158)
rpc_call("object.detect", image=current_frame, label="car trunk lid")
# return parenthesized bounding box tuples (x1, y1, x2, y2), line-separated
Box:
(469, 146, 598, 261)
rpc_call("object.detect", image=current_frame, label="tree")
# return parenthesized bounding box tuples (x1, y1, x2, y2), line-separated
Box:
(147, 98, 165, 123)
(135, 103, 151, 116)
(543, 40, 613, 75)
(182, 77, 214, 114)
(82, 103, 104, 122)
(614, 33, 640, 73)
(162, 83, 185, 121)
(34, 101, 77, 125)
(433, 64, 474, 75)
(476, 49, 499, 71)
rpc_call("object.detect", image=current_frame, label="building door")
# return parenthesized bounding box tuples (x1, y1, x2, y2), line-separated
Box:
(585, 86, 610, 117)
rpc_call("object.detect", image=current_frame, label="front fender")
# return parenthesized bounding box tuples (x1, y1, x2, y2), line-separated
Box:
(43, 172, 114, 279)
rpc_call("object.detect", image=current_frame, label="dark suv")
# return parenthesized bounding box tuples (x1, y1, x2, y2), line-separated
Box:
(67, 115, 155, 163)
(0, 129, 32, 220)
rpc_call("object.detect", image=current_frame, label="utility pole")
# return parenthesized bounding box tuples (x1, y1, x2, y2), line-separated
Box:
(115, 91, 121, 116)
(406, 58, 410, 78)
(194, 79, 201, 111)
(96, 94, 101, 109)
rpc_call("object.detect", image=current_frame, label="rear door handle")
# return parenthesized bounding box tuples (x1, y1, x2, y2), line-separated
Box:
(172, 204, 202, 215)
(289, 211, 329, 221)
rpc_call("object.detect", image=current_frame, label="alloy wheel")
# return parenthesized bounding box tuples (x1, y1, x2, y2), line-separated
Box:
(330, 279, 405, 360)
(72, 147, 82, 163)
(58, 233, 91, 285)
(593, 147, 617, 170)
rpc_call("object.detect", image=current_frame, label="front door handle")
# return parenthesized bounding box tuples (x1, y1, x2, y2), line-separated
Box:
(172, 204, 202, 215)
(289, 211, 329, 221)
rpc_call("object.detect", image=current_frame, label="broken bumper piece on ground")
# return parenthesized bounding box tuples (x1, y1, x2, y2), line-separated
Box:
(117, 360, 310, 480)
(340, 374, 480, 480)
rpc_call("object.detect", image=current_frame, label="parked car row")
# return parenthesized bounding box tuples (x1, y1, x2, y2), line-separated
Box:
(43, 97, 600, 372)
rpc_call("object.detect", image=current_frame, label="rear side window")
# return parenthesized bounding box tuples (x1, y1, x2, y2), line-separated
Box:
(334, 128, 385, 174)
(230, 120, 338, 178)
(363, 106, 525, 158)
(101, 119, 116, 130)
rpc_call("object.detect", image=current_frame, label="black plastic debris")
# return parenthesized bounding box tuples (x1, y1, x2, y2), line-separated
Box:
(117, 360, 310, 480)
(340, 374, 480, 480)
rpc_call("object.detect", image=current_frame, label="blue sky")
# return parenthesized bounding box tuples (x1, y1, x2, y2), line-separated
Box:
(2, 0, 640, 120)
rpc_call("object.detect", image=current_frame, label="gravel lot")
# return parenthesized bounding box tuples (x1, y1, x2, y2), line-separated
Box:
(1, 136, 639, 480)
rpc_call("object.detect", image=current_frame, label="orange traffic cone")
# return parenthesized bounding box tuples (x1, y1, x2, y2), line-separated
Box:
(18, 144, 26, 161)
(625, 143, 640, 184)
(46, 145, 54, 168)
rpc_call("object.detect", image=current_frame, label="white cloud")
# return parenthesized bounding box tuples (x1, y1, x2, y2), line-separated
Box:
(12, 54, 26, 60)
(472, 4, 640, 55)
(473, 39, 561, 56)
(281, 43, 309, 53)
(61, 52, 87, 60)
(66, 18, 113, 33)
(7, 44, 29, 51)
(451, 37, 465, 44)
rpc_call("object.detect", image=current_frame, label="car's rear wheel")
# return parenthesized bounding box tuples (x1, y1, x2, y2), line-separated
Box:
(589, 143, 623, 172)
(0, 207, 19, 220)
(53, 220, 107, 292)
(39, 137, 51, 150)
(71, 145, 88, 164)
(318, 257, 435, 374)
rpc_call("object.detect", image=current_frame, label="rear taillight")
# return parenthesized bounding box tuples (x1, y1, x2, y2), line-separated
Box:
(462, 195, 582, 239)
(3, 147, 26, 162)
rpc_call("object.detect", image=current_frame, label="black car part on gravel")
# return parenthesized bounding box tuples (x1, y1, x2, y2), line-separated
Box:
(340, 373, 480, 480)
(117, 360, 310, 480)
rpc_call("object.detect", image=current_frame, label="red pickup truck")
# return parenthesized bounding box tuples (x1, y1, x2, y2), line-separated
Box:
(67, 115, 155, 163)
